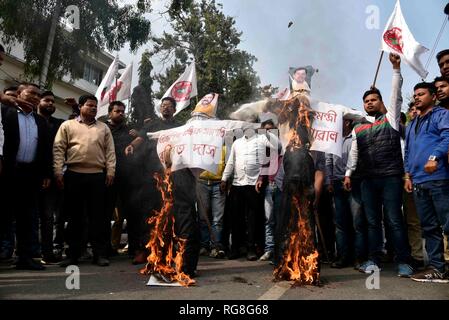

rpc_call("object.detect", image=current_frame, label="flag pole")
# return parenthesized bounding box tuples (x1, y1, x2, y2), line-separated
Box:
(372, 51, 384, 89)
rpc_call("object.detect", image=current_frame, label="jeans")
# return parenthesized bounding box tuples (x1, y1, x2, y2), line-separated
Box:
(332, 180, 353, 260)
(403, 191, 424, 260)
(361, 175, 411, 265)
(349, 179, 367, 261)
(413, 180, 449, 272)
(263, 182, 280, 252)
(196, 180, 226, 250)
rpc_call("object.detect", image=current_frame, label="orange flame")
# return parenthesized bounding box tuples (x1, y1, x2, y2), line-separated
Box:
(140, 169, 195, 287)
(274, 97, 319, 285)
(274, 195, 319, 285)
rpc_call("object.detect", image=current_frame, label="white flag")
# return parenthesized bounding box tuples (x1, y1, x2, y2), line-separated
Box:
(155, 61, 198, 117)
(96, 62, 133, 118)
(95, 56, 119, 109)
(381, 0, 428, 79)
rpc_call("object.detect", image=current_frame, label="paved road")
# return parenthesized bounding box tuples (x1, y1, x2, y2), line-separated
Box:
(1, 254, 448, 300)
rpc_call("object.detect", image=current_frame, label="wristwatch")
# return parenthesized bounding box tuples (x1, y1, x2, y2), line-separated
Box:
(428, 155, 438, 161)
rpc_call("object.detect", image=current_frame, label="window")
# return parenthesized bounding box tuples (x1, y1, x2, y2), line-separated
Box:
(82, 62, 103, 85)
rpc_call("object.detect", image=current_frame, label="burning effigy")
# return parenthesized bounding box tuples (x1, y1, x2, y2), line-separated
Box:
(272, 95, 321, 286)
(140, 167, 196, 287)
(142, 93, 261, 287)
(232, 93, 321, 285)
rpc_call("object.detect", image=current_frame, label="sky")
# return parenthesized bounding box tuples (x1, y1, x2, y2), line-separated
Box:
(118, 0, 449, 112)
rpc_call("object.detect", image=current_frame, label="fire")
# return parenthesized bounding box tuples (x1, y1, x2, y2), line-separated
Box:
(274, 96, 320, 285)
(274, 195, 319, 285)
(140, 169, 195, 287)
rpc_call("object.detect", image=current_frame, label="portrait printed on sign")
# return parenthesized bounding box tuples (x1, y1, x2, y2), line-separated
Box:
(288, 65, 316, 98)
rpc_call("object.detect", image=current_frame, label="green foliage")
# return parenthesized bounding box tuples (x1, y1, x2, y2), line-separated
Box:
(0, 0, 152, 87)
(153, 0, 260, 120)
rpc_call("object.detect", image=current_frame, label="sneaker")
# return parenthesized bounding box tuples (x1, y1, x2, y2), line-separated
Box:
(259, 251, 273, 261)
(209, 248, 226, 259)
(397, 263, 414, 278)
(358, 260, 381, 274)
(411, 268, 449, 283)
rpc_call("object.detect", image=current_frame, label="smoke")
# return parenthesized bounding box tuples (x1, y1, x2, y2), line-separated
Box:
(221, 0, 379, 111)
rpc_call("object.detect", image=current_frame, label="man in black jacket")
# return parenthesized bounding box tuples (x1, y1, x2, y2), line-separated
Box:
(37, 91, 65, 264)
(105, 101, 144, 264)
(343, 54, 413, 277)
(2, 83, 52, 270)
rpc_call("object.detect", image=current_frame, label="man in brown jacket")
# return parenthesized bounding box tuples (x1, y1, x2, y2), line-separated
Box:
(54, 94, 116, 267)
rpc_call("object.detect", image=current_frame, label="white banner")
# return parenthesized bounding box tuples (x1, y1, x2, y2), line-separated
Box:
(147, 120, 259, 173)
(277, 100, 365, 157)
(309, 101, 343, 157)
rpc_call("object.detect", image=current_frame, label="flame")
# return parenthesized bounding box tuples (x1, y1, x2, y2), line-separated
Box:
(283, 96, 312, 152)
(274, 195, 319, 285)
(140, 169, 195, 287)
(274, 97, 320, 286)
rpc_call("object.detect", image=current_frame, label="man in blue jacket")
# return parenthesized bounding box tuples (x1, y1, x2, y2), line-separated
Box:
(404, 82, 449, 283)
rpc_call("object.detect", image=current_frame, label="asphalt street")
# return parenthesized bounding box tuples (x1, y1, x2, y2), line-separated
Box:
(1, 254, 448, 300)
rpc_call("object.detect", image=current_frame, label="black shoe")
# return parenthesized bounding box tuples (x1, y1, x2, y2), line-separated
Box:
(132, 250, 147, 265)
(228, 250, 240, 260)
(331, 258, 350, 269)
(0, 250, 13, 260)
(95, 257, 110, 267)
(59, 258, 78, 268)
(246, 251, 258, 261)
(42, 253, 62, 264)
(410, 258, 425, 270)
(15, 258, 45, 271)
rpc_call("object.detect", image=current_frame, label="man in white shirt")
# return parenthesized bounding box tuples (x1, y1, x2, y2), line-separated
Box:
(221, 127, 279, 260)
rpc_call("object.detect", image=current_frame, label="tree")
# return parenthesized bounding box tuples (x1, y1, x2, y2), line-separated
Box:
(128, 50, 155, 129)
(153, 0, 260, 122)
(0, 0, 152, 88)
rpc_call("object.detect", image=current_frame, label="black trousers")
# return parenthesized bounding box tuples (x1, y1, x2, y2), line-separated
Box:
(105, 174, 144, 255)
(38, 185, 64, 256)
(274, 180, 317, 267)
(228, 185, 264, 252)
(4, 164, 40, 260)
(171, 170, 200, 276)
(65, 171, 108, 259)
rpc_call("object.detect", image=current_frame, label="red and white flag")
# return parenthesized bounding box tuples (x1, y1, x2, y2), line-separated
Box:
(381, 0, 428, 79)
(95, 56, 119, 109)
(96, 62, 133, 118)
(155, 61, 198, 117)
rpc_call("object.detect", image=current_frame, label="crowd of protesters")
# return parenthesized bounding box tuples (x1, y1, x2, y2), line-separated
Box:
(1, 42, 449, 284)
